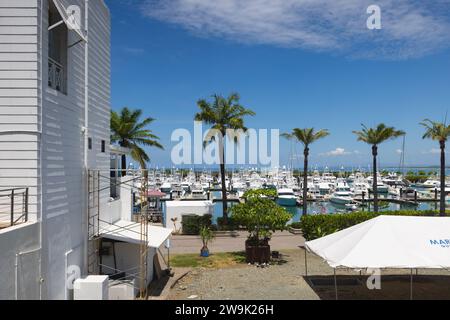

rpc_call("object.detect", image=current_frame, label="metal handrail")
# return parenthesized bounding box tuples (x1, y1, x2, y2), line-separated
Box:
(0, 188, 29, 228)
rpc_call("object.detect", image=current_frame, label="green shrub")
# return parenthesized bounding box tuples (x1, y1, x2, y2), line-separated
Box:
(216, 217, 239, 231)
(300, 210, 447, 241)
(181, 214, 212, 235)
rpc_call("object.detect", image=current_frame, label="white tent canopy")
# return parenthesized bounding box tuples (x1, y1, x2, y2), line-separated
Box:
(305, 215, 450, 269)
(100, 220, 172, 248)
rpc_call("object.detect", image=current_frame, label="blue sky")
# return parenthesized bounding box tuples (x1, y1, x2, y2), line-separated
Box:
(106, 0, 450, 169)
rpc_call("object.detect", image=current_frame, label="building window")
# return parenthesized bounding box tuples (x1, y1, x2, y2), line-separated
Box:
(48, 1, 68, 93)
(101, 140, 106, 153)
(88, 138, 92, 150)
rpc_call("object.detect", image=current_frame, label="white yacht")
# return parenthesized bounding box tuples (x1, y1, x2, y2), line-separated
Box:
(277, 188, 297, 206)
(190, 184, 207, 200)
(318, 182, 333, 195)
(160, 182, 172, 194)
(330, 183, 354, 205)
(367, 175, 389, 193)
(368, 182, 389, 194)
(419, 179, 440, 189)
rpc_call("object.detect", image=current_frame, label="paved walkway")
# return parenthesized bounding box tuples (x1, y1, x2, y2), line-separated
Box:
(169, 231, 305, 254)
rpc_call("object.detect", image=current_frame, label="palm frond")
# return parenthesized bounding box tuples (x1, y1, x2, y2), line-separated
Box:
(111, 107, 163, 168)
(353, 123, 405, 145)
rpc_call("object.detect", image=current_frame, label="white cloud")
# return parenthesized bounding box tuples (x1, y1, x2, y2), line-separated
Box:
(320, 147, 355, 156)
(140, 0, 450, 59)
(430, 148, 441, 154)
(422, 148, 447, 154)
(396, 149, 403, 154)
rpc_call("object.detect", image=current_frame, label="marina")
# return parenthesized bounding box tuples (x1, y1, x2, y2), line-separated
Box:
(1, 0, 450, 303)
(136, 166, 450, 225)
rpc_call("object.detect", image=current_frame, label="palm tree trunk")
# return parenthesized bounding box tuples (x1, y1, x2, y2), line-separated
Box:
(372, 145, 378, 213)
(121, 154, 127, 177)
(440, 140, 446, 216)
(219, 136, 228, 224)
(303, 147, 309, 216)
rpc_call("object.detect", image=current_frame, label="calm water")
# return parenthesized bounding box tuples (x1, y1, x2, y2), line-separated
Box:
(163, 191, 444, 225)
(212, 201, 441, 224)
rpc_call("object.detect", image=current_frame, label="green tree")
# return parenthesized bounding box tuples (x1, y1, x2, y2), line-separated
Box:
(111, 107, 163, 175)
(420, 119, 450, 216)
(195, 93, 255, 224)
(282, 128, 330, 215)
(353, 124, 405, 212)
(231, 189, 291, 245)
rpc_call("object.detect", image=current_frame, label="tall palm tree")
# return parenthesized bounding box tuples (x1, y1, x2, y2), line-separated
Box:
(353, 124, 405, 212)
(195, 93, 255, 224)
(420, 119, 450, 216)
(282, 128, 329, 215)
(111, 107, 163, 176)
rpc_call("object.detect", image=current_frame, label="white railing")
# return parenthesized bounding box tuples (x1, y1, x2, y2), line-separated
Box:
(48, 58, 65, 92)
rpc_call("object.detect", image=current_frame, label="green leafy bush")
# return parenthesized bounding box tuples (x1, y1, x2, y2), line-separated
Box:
(216, 217, 239, 231)
(231, 189, 292, 244)
(300, 210, 447, 241)
(181, 214, 212, 235)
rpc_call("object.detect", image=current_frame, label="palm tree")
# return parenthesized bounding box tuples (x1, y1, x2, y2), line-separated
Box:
(282, 128, 329, 215)
(111, 107, 163, 176)
(195, 93, 255, 224)
(420, 119, 450, 216)
(353, 124, 405, 212)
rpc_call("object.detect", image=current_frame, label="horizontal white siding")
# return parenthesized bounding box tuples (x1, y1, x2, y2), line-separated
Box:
(0, 0, 111, 300)
(39, 0, 111, 299)
(0, 0, 40, 221)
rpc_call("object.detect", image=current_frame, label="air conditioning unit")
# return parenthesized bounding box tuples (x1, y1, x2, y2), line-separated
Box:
(108, 279, 136, 300)
(73, 275, 109, 300)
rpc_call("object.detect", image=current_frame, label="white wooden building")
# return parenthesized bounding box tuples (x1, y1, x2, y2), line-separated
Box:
(0, 0, 111, 299)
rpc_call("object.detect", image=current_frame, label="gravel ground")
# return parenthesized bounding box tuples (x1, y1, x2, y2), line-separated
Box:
(169, 250, 319, 300)
(168, 249, 450, 300)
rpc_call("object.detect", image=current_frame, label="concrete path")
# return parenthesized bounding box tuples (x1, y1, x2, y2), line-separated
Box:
(169, 231, 305, 254)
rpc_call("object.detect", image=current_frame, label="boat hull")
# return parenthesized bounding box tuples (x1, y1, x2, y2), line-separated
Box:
(330, 197, 353, 205)
(277, 197, 297, 207)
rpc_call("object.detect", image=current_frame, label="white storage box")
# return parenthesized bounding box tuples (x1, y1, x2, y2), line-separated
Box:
(73, 275, 109, 300)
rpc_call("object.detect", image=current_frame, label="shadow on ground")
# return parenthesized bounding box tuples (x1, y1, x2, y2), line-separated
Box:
(305, 275, 450, 300)
(148, 275, 171, 297)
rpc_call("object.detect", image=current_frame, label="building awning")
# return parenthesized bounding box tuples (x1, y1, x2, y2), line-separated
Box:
(99, 220, 172, 248)
(147, 190, 166, 198)
(50, 0, 87, 43)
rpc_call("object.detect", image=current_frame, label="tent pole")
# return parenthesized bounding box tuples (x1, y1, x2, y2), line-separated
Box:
(304, 247, 308, 277)
(334, 268, 338, 300)
(410, 269, 413, 300)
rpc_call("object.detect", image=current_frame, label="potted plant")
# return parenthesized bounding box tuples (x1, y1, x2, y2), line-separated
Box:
(199, 226, 215, 257)
(231, 189, 291, 264)
(170, 217, 180, 234)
